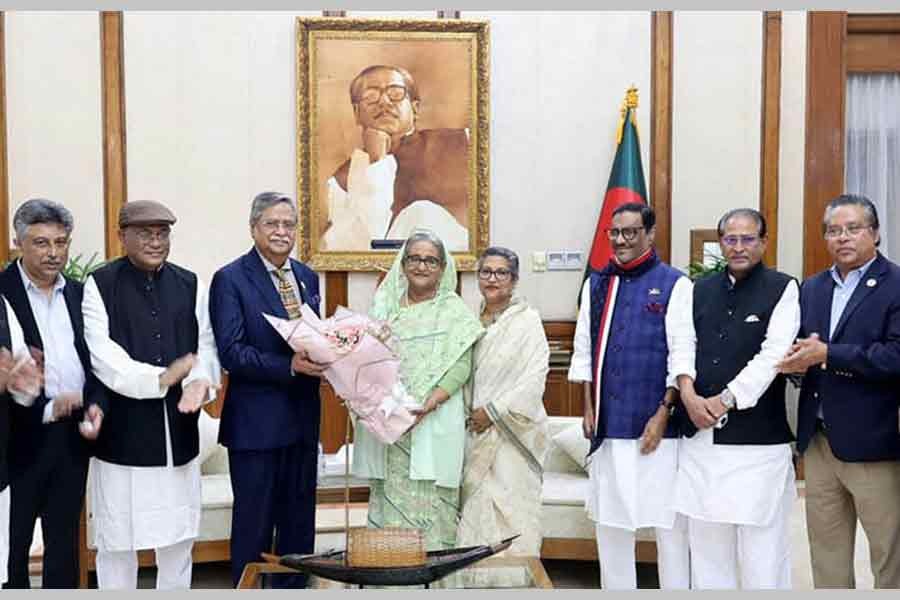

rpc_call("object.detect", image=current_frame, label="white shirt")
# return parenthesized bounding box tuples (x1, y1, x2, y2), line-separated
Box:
(670, 275, 801, 526)
(82, 267, 221, 551)
(15, 262, 86, 424)
(322, 149, 469, 252)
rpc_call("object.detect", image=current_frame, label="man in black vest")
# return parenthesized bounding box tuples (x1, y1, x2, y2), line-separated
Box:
(1, 199, 106, 589)
(82, 200, 221, 589)
(0, 288, 44, 587)
(671, 208, 799, 589)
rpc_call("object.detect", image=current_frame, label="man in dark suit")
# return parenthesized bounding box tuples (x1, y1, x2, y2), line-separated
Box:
(1, 198, 105, 589)
(209, 192, 324, 588)
(779, 194, 900, 588)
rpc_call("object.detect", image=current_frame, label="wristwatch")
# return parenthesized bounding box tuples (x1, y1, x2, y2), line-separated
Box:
(720, 388, 736, 411)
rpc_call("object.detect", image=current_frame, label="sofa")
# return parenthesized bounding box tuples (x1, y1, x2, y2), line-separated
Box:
(540, 416, 657, 563)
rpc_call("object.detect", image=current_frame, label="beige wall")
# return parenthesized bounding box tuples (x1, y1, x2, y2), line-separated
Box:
(5, 12, 105, 262)
(778, 11, 807, 280)
(671, 11, 763, 272)
(4, 10, 808, 319)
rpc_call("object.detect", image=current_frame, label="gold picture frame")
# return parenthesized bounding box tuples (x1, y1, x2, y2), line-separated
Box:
(296, 17, 490, 271)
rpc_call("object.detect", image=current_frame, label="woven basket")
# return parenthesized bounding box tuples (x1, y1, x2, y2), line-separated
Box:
(346, 526, 426, 567)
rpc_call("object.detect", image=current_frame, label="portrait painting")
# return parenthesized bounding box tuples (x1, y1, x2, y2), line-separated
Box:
(296, 17, 490, 271)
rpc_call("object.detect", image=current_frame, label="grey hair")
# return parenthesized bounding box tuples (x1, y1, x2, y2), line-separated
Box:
(717, 208, 767, 238)
(402, 230, 446, 265)
(13, 198, 74, 240)
(477, 246, 520, 281)
(249, 192, 296, 226)
(823, 194, 880, 246)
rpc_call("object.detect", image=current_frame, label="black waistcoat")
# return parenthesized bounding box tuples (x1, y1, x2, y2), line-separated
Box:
(0, 300, 11, 491)
(92, 258, 200, 467)
(684, 263, 795, 445)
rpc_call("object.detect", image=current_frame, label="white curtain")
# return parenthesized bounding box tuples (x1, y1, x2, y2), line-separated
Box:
(845, 73, 900, 259)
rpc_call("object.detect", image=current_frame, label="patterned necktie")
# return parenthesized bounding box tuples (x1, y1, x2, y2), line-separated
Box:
(272, 269, 302, 319)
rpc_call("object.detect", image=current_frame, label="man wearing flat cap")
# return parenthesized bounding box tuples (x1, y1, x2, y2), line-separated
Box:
(82, 200, 221, 589)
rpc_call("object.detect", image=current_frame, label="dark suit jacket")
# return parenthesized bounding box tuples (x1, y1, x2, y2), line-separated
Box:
(209, 249, 321, 451)
(796, 253, 900, 462)
(0, 260, 106, 478)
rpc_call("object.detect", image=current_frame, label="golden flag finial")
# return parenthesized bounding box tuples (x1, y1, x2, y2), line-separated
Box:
(616, 86, 640, 144)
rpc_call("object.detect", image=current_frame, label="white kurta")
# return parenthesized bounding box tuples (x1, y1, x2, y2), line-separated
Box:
(82, 274, 221, 552)
(321, 147, 469, 252)
(568, 275, 694, 530)
(671, 279, 800, 526)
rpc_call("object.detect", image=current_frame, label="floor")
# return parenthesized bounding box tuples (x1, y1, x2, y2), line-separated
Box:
(31, 488, 877, 589)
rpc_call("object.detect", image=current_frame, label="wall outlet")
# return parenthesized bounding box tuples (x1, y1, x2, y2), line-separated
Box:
(532, 251, 547, 272)
(546, 250, 584, 271)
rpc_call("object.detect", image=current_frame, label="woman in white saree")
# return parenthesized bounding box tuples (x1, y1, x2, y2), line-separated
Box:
(456, 247, 550, 586)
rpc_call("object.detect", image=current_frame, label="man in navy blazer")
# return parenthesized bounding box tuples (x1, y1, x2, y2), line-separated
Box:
(779, 194, 900, 589)
(209, 192, 325, 588)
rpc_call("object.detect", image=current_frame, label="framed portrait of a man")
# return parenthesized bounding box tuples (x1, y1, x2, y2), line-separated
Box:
(296, 17, 490, 271)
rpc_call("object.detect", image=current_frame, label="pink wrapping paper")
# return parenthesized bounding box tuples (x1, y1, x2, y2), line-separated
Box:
(264, 305, 416, 444)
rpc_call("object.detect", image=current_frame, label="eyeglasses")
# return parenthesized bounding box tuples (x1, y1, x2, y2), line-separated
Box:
(258, 219, 298, 233)
(403, 255, 442, 270)
(132, 228, 171, 244)
(478, 268, 512, 282)
(721, 235, 761, 247)
(605, 227, 642, 241)
(357, 85, 408, 106)
(29, 238, 71, 252)
(824, 224, 872, 239)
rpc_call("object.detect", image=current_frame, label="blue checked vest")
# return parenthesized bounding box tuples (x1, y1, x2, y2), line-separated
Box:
(588, 252, 683, 455)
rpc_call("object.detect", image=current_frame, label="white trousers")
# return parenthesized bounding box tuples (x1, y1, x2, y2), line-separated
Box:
(96, 538, 194, 590)
(687, 487, 792, 589)
(595, 514, 690, 590)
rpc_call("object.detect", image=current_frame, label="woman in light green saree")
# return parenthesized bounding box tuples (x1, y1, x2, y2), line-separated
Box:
(352, 230, 483, 552)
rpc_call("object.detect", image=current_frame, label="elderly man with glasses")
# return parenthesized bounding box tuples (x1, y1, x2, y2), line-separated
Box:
(209, 192, 323, 588)
(568, 202, 692, 589)
(82, 200, 221, 589)
(778, 194, 900, 589)
(670, 208, 800, 589)
(321, 64, 470, 252)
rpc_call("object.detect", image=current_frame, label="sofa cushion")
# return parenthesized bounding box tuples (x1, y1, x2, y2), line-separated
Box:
(198, 410, 225, 473)
(551, 422, 590, 473)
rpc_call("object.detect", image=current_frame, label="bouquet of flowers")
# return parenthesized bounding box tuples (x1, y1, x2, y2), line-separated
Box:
(264, 304, 416, 444)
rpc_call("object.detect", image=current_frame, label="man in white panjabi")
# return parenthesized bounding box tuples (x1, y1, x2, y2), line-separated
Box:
(569, 203, 691, 590)
(672, 208, 799, 589)
(82, 201, 221, 589)
(0, 297, 44, 587)
(321, 64, 470, 252)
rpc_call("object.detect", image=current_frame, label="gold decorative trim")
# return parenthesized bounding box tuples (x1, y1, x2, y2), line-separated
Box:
(295, 17, 490, 271)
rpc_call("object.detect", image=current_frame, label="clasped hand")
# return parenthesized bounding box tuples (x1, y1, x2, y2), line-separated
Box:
(777, 333, 827, 374)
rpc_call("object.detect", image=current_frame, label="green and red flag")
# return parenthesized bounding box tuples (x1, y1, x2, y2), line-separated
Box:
(585, 87, 648, 274)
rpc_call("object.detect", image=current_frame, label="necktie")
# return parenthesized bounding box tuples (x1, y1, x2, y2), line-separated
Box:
(273, 269, 302, 319)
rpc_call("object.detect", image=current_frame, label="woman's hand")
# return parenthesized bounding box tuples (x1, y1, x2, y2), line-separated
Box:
(466, 407, 492, 434)
(413, 388, 450, 426)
